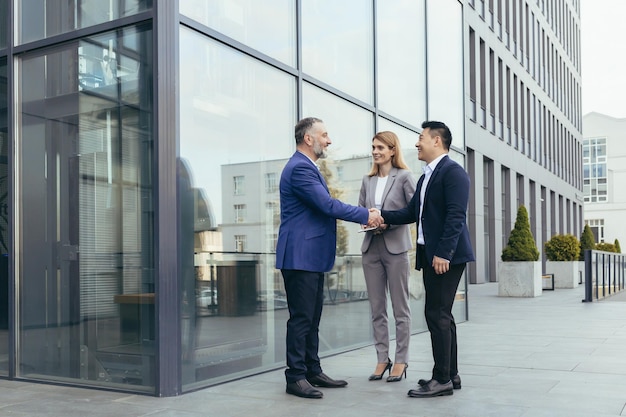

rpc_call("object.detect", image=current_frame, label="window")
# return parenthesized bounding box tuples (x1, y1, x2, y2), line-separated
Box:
(234, 176, 245, 195)
(267, 233, 277, 253)
(585, 219, 604, 243)
(265, 173, 278, 193)
(583, 137, 607, 203)
(234, 204, 246, 223)
(234, 235, 247, 252)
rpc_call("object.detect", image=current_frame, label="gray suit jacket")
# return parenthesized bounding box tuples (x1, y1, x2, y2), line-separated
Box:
(359, 167, 416, 254)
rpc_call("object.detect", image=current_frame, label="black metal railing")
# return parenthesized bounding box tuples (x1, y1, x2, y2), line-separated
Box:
(583, 249, 626, 302)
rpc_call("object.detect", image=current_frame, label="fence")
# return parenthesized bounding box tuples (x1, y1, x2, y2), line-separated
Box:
(582, 249, 626, 302)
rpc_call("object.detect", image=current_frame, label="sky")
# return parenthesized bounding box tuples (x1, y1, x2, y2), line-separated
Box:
(580, 0, 626, 118)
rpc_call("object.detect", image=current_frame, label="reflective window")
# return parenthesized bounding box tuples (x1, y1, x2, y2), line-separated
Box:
(302, 0, 374, 104)
(179, 27, 296, 389)
(426, 0, 465, 148)
(0, 58, 7, 373)
(17, 25, 154, 392)
(377, 0, 427, 123)
(179, 0, 296, 66)
(302, 82, 373, 160)
(17, 0, 152, 45)
(0, 1, 7, 48)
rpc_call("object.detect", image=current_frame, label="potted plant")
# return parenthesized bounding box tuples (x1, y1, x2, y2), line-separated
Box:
(544, 234, 580, 288)
(498, 205, 542, 297)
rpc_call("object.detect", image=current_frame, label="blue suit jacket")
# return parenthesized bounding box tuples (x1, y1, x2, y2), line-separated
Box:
(276, 151, 369, 272)
(382, 155, 475, 269)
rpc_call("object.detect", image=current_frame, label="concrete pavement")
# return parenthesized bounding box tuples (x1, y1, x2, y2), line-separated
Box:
(1, 282, 625, 416)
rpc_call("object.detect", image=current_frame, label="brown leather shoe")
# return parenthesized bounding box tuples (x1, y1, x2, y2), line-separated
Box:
(418, 374, 461, 389)
(408, 379, 453, 398)
(286, 379, 323, 399)
(307, 372, 348, 388)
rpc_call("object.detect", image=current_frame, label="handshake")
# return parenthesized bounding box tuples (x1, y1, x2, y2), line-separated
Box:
(366, 208, 385, 229)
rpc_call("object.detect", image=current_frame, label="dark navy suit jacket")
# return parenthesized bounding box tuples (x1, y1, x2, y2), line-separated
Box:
(382, 155, 475, 269)
(276, 151, 369, 272)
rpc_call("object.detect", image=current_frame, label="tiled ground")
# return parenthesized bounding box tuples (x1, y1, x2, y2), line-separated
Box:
(1, 282, 625, 417)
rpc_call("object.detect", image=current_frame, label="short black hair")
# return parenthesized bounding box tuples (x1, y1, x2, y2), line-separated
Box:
(421, 121, 452, 150)
(295, 117, 323, 145)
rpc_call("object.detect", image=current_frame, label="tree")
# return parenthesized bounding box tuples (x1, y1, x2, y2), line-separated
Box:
(318, 160, 348, 256)
(614, 239, 621, 254)
(501, 205, 539, 261)
(544, 234, 580, 261)
(579, 224, 595, 261)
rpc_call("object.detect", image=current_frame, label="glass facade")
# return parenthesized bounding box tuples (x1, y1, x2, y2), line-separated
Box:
(1, 0, 468, 395)
(17, 0, 152, 45)
(17, 24, 154, 391)
(178, 0, 466, 391)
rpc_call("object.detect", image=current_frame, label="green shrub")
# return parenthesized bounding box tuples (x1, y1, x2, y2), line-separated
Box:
(614, 239, 621, 254)
(596, 242, 617, 253)
(544, 234, 580, 261)
(579, 225, 595, 261)
(501, 205, 539, 261)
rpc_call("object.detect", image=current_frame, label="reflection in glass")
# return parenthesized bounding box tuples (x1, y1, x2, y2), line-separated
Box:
(426, 0, 464, 147)
(302, 0, 374, 104)
(0, 58, 7, 373)
(377, 0, 427, 124)
(179, 27, 295, 390)
(179, 0, 296, 66)
(18, 25, 154, 391)
(302, 82, 373, 160)
(18, 0, 152, 45)
(0, 1, 7, 48)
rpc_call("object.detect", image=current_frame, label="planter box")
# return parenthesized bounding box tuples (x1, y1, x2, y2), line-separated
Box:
(546, 260, 579, 289)
(498, 261, 542, 297)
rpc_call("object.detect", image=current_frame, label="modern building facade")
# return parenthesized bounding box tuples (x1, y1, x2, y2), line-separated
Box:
(464, 0, 583, 281)
(582, 112, 626, 246)
(0, 0, 581, 397)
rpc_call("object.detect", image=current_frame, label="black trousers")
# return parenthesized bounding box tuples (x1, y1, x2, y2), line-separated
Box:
(418, 245, 466, 383)
(281, 269, 325, 383)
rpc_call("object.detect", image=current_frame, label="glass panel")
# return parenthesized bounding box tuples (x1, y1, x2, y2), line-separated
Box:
(302, 0, 374, 104)
(179, 27, 296, 390)
(0, 1, 7, 48)
(179, 0, 296, 67)
(17, 24, 154, 392)
(377, 0, 426, 123)
(426, 0, 465, 148)
(302, 82, 373, 160)
(0, 58, 7, 373)
(17, 0, 152, 45)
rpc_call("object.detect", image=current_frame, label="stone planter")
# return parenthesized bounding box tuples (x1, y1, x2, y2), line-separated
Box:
(545, 260, 579, 288)
(498, 261, 542, 297)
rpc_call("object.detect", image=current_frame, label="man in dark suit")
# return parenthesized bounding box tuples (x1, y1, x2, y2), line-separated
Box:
(381, 121, 475, 398)
(276, 117, 383, 399)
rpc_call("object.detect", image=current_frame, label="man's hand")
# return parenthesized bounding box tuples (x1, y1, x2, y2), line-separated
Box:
(367, 208, 384, 228)
(432, 256, 450, 275)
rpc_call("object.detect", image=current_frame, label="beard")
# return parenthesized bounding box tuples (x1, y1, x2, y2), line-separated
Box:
(313, 138, 328, 159)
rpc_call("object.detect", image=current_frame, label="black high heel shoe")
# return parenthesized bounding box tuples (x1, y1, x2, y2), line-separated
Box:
(368, 358, 392, 381)
(386, 363, 408, 382)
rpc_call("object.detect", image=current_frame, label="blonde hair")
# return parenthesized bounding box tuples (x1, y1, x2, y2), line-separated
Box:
(368, 131, 410, 176)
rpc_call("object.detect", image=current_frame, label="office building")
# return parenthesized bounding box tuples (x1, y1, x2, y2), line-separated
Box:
(582, 112, 626, 246)
(0, 0, 580, 396)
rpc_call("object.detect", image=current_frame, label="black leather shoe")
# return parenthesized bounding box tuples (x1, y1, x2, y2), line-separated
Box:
(408, 379, 453, 398)
(307, 372, 348, 388)
(286, 379, 323, 399)
(418, 374, 461, 389)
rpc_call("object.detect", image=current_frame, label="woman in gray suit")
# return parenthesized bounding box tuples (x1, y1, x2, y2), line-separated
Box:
(359, 131, 416, 382)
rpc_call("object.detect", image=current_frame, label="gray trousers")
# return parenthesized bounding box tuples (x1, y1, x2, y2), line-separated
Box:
(362, 235, 412, 364)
